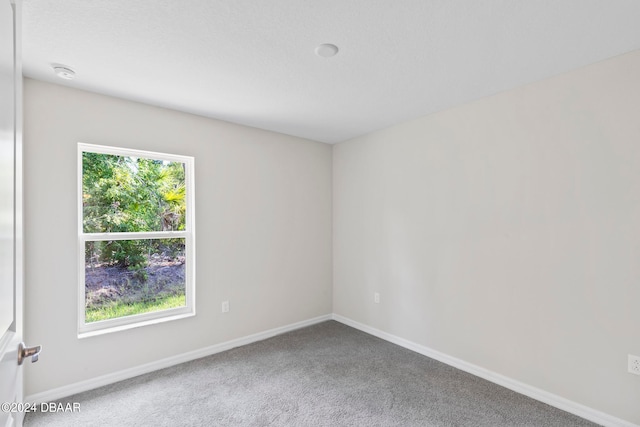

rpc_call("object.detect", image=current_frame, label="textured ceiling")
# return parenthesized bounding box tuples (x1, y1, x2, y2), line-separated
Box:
(22, 0, 640, 144)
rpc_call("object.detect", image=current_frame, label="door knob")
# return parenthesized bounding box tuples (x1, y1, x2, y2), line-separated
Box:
(17, 342, 42, 365)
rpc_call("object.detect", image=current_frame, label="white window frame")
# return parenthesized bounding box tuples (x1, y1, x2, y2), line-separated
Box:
(77, 143, 196, 337)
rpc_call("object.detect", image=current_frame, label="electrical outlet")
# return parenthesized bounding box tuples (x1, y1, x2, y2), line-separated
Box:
(221, 301, 229, 313)
(374, 292, 380, 304)
(629, 355, 640, 375)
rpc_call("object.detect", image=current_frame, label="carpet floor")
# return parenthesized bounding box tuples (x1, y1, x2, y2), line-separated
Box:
(24, 321, 597, 426)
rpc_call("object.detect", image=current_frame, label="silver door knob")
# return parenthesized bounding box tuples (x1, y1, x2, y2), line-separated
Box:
(17, 342, 42, 365)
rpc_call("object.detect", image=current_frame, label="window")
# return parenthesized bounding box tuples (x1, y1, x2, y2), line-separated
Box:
(78, 143, 195, 336)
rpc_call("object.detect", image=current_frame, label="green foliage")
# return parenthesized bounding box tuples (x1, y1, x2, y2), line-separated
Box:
(83, 152, 187, 269)
(85, 293, 186, 323)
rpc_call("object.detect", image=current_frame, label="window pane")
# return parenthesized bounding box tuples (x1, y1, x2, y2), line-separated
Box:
(82, 152, 186, 233)
(84, 238, 186, 323)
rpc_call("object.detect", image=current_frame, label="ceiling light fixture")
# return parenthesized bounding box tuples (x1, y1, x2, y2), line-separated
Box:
(53, 65, 76, 80)
(315, 43, 339, 58)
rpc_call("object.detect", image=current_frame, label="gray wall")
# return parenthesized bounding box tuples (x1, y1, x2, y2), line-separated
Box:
(23, 78, 333, 395)
(333, 50, 640, 424)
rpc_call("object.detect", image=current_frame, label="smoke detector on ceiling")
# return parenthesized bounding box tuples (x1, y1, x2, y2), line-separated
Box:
(53, 65, 76, 80)
(315, 44, 339, 58)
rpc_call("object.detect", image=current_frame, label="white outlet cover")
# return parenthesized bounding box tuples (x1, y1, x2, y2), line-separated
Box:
(628, 354, 640, 375)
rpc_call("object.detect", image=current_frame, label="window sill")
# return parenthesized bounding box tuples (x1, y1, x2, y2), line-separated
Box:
(77, 311, 195, 339)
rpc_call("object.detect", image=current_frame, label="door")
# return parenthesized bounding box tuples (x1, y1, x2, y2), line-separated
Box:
(0, 1, 23, 426)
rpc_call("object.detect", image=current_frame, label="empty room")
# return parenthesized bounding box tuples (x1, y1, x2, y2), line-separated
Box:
(1, 0, 639, 426)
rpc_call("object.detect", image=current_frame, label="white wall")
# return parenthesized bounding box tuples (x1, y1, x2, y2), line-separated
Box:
(23, 78, 333, 396)
(333, 50, 640, 424)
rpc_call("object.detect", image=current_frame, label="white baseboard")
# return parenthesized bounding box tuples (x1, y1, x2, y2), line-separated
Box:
(332, 314, 638, 427)
(25, 314, 332, 404)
